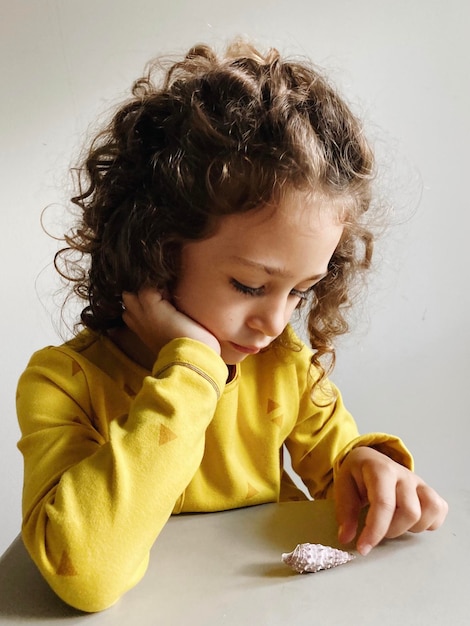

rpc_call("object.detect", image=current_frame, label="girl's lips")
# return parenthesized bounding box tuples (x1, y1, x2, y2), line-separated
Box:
(229, 342, 261, 355)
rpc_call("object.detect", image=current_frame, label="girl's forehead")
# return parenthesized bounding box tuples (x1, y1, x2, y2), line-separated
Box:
(214, 190, 345, 239)
(183, 190, 344, 278)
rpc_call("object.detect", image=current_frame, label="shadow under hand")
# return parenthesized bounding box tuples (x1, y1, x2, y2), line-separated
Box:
(256, 499, 350, 552)
(232, 499, 358, 580)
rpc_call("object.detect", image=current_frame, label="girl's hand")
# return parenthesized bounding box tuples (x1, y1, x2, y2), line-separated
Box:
(334, 446, 448, 556)
(121, 287, 221, 358)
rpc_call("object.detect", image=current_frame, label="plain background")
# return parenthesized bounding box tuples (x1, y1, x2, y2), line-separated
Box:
(1, 0, 469, 556)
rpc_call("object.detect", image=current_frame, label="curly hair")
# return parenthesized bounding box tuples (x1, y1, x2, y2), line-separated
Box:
(55, 40, 375, 388)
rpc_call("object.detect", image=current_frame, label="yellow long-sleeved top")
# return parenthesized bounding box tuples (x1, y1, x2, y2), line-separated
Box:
(17, 326, 412, 612)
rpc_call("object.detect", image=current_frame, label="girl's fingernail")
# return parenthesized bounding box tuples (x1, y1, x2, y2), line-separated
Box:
(359, 543, 372, 556)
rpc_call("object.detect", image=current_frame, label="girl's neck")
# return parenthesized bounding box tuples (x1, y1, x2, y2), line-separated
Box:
(108, 327, 156, 371)
(226, 364, 236, 383)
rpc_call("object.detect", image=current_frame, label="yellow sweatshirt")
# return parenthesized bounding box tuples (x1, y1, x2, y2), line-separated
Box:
(16, 326, 412, 612)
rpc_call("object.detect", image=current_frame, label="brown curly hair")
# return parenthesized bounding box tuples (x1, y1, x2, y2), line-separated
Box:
(55, 40, 375, 386)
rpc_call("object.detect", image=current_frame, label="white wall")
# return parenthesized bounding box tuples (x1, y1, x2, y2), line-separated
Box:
(1, 0, 468, 555)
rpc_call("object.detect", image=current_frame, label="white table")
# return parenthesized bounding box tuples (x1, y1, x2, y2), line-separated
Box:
(1, 490, 469, 625)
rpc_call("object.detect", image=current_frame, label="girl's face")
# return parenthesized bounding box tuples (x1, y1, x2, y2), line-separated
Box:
(172, 190, 344, 364)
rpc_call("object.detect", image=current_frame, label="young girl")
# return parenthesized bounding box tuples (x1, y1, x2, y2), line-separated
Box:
(16, 40, 447, 613)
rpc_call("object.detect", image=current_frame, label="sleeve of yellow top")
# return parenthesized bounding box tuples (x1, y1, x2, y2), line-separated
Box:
(285, 377, 414, 500)
(333, 432, 414, 475)
(285, 378, 361, 499)
(17, 338, 227, 613)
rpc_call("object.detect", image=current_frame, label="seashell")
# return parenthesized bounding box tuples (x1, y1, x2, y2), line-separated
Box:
(282, 543, 355, 574)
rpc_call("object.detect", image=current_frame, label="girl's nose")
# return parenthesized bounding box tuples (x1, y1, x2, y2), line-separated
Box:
(247, 300, 290, 338)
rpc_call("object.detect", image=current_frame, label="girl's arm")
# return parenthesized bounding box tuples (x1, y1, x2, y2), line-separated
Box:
(285, 365, 447, 553)
(284, 374, 413, 500)
(17, 295, 226, 613)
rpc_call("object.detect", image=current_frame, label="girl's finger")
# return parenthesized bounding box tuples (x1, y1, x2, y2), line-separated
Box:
(384, 480, 421, 539)
(355, 466, 397, 555)
(409, 485, 448, 533)
(334, 471, 363, 545)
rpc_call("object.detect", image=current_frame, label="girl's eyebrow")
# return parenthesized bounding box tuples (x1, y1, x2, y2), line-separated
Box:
(228, 255, 328, 282)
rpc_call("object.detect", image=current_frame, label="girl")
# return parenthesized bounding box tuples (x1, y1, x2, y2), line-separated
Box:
(16, 41, 447, 613)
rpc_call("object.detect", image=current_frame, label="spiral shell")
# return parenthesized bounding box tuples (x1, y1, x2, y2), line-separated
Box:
(282, 543, 355, 574)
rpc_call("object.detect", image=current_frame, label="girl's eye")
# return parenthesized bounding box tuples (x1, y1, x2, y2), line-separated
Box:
(231, 278, 315, 300)
(230, 279, 264, 297)
(290, 286, 315, 300)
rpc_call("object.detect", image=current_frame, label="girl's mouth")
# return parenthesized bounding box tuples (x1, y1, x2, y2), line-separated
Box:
(229, 342, 261, 355)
